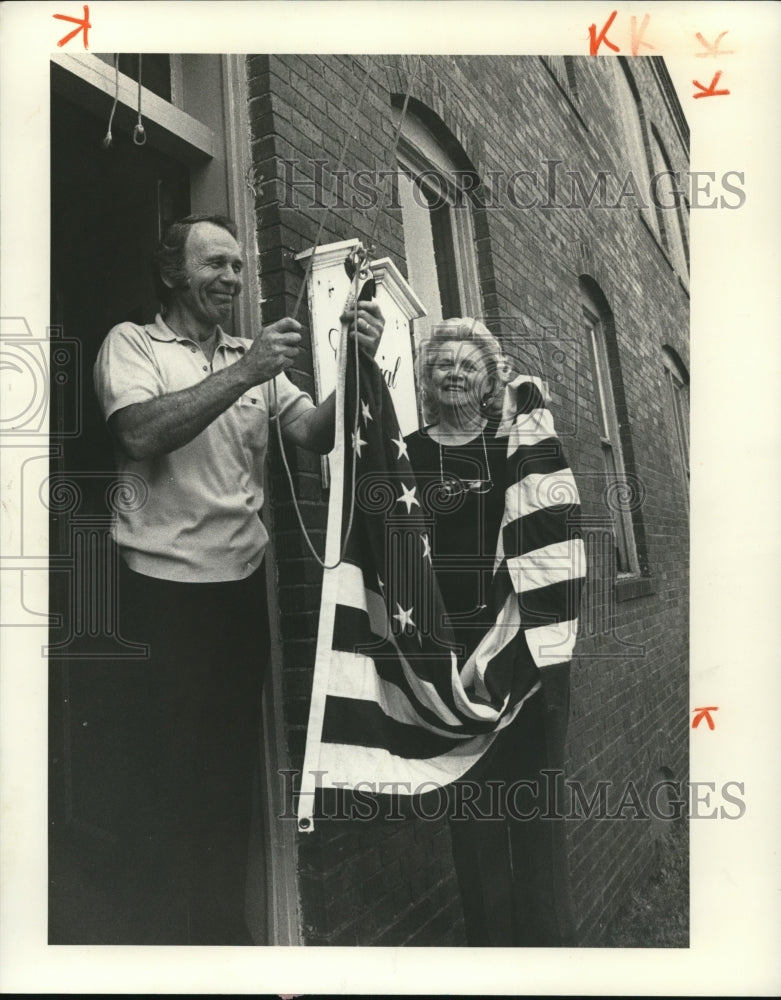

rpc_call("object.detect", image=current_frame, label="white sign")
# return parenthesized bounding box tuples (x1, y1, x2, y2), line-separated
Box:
(295, 239, 427, 437)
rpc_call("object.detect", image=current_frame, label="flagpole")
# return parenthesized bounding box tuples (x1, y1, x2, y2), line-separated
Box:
(297, 288, 352, 833)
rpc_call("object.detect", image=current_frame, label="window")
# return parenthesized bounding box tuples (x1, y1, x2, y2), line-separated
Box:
(392, 103, 481, 341)
(93, 53, 181, 104)
(583, 294, 639, 577)
(612, 59, 659, 239)
(650, 129, 690, 281)
(540, 56, 579, 104)
(662, 347, 690, 493)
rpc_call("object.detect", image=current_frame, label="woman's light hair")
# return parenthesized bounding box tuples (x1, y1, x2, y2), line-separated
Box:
(418, 318, 510, 425)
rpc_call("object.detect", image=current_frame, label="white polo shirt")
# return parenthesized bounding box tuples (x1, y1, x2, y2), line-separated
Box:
(94, 313, 313, 582)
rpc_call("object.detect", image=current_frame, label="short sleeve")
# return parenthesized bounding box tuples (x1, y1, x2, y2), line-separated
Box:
(94, 323, 165, 421)
(267, 371, 314, 428)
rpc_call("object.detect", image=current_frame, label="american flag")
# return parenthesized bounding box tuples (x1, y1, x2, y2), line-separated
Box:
(298, 342, 585, 831)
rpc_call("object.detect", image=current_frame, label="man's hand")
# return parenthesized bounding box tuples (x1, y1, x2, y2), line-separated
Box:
(341, 299, 384, 359)
(282, 299, 385, 454)
(109, 318, 304, 461)
(241, 317, 303, 385)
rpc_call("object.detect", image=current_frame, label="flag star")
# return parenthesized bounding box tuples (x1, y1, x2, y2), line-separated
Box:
(391, 433, 408, 461)
(397, 483, 420, 514)
(421, 533, 432, 563)
(377, 575, 384, 591)
(361, 399, 373, 424)
(351, 430, 367, 457)
(393, 603, 416, 631)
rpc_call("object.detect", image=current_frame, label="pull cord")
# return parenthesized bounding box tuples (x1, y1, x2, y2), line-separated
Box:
(267, 57, 375, 570)
(266, 55, 420, 567)
(133, 55, 146, 145)
(101, 53, 120, 148)
(270, 273, 364, 570)
(366, 53, 421, 252)
(289, 58, 374, 323)
(101, 54, 147, 148)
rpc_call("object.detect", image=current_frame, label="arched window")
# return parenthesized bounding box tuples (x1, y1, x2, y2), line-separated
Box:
(540, 56, 579, 104)
(581, 279, 641, 576)
(392, 102, 482, 341)
(612, 59, 659, 239)
(662, 347, 690, 495)
(650, 128, 689, 281)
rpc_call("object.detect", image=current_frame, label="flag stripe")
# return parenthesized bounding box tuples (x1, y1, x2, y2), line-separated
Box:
(322, 695, 497, 759)
(313, 731, 498, 789)
(490, 566, 584, 628)
(502, 469, 581, 525)
(333, 601, 487, 728)
(506, 408, 558, 448)
(525, 618, 581, 668)
(460, 590, 527, 704)
(330, 629, 476, 733)
(299, 353, 584, 825)
(507, 538, 587, 594)
(506, 437, 571, 479)
(325, 650, 494, 736)
(474, 631, 538, 708)
(501, 504, 580, 560)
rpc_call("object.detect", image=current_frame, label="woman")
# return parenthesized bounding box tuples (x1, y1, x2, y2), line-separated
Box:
(405, 318, 576, 947)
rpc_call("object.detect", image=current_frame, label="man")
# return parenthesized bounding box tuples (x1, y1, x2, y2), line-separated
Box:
(93, 213, 383, 944)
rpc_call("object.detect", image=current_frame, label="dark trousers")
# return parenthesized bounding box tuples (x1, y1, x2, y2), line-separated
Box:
(110, 561, 269, 944)
(447, 667, 575, 947)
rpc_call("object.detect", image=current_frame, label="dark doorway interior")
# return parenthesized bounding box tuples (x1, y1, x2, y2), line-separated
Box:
(48, 90, 189, 942)
(50, 90, 190, 503)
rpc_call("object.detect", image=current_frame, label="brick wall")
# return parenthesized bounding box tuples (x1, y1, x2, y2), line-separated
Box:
(246, 54, 689, 946)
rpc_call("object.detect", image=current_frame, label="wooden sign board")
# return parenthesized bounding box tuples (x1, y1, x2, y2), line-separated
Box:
(295, 239, 427, 439)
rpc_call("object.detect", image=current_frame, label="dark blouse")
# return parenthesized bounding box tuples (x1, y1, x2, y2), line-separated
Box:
(404, 416, 507, 659)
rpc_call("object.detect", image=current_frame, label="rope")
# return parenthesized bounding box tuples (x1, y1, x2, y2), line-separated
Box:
(133, 55, 146, 145)
(267, 56, 420, 569)
(269, 56, 375, 571)
(366, 54, 421, 253)
(289, 58, 375, 325)
(101, 53, 120, 148)
(101, 54, 147, 148)
(270, 271, 363, 570)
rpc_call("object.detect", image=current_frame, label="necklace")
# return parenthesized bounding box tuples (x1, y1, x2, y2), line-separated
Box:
(438, 428, 493, 497)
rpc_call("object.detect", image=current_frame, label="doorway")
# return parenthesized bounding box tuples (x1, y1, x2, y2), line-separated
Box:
(48, 90, 191, 942)
(47, 55, 299, 945)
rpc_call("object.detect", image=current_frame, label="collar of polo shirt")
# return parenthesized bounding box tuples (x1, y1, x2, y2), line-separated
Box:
(148, 313, 247, 353)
